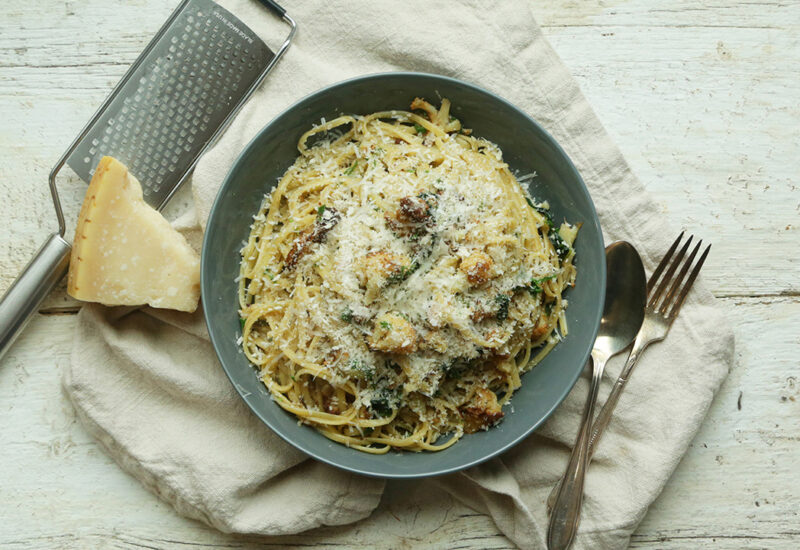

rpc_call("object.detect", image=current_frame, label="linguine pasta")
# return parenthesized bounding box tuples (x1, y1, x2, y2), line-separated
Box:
(238, 98, 578, 453)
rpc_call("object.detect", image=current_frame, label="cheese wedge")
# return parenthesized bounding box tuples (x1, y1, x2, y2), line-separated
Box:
(67, 156, 200, 312)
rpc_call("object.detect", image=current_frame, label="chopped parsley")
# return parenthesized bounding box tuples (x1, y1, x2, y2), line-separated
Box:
(409, 228, 426, 242)
(537, 206, 555, 230)
(344, 160, 358, 175)
(316, 204, 327, 221)
(345, 359, 375, 381)
(369, 386, 400, 418)
(495, 293, 511, 322)
(340, 307, 354, 323)
(413, 123, 428, 135)
(527, 274, 558, 295)
(263, 268, 275, 281)
(379, 320, 393, 331)
(386, 261, 420, 285)
(239, 317, 246, 330)
(549, 230, 571, 261)
(418, 191, 438, 209)
(369, 397, 394, 418)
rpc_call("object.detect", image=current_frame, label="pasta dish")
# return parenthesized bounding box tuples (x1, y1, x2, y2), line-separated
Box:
(238, 98, 578, 453)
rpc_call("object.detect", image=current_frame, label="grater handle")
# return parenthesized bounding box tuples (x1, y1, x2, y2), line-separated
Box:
(257, 0, 286, 16)
(0, 233, 71, 361)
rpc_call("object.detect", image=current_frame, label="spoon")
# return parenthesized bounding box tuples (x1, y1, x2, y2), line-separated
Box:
(547, 241, 646, 550)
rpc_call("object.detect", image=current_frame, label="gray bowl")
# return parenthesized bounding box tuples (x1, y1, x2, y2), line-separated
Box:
(202, 73, 605, 478)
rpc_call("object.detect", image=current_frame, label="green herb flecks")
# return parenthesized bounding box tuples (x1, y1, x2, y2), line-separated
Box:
(344, 160, 358, 175)
(239, 317, 246, 331)
(534, 205, 555, 230)
(527, 274, 558, 295)
(413, 123, 428, 135)
(418, 191, 438, 209)
(345, 359, 375, 382)
(386, 261, 420, 285)
(369, 385, 401, 418)
(340, 307, 354, 323)
(369, 397, 394, 418)
(379, 321, 393, 331)
(495, 293, 511, 322)
(316, 204, 327, 221)
(549, 230, 571, 261)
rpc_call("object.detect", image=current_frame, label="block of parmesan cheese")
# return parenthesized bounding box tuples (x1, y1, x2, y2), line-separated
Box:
(67, 156, 200, 312)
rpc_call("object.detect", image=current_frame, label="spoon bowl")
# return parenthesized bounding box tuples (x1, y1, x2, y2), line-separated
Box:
(595, 242, 648, 361)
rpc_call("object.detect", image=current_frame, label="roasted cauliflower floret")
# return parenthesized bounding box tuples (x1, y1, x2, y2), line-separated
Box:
(357, 251, 413, 303)
(396, 195, 432, 223)
(368, 312, 417, 354)
(460, 251, 494, 286)
(460, 387, 504, 433)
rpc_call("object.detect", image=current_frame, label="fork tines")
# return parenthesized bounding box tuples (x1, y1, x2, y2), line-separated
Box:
(647, 232, 711, 319)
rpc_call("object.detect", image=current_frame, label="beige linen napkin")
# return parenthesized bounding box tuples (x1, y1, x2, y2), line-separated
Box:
(64, 1, 735, 548)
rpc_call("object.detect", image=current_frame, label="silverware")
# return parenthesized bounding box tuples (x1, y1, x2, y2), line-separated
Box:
(546, 232, 711, 538)
(547, 241, 647, 550)
(586, 232, 710, 455)
(0, 0, 296, 360)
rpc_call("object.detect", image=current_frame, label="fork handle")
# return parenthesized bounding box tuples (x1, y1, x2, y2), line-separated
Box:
(547, 352, 607, 550)
(587, 330, 654, 455)
(546, 332, 655, 513)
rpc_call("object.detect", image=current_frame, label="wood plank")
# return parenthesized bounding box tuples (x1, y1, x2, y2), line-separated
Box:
(536, 0, 800, 298)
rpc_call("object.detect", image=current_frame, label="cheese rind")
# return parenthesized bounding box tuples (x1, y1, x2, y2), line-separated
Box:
(67, 156, 200, 312)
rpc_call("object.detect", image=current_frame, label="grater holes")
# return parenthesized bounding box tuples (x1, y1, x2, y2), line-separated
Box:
(70, 1, 275, 200)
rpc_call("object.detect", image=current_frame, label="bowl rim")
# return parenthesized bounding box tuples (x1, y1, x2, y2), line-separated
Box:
(202, 71, 605, 478)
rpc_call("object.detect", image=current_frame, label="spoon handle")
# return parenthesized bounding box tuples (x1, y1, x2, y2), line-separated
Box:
(546, 332, 653, 512)
(547, 353, 606, 550)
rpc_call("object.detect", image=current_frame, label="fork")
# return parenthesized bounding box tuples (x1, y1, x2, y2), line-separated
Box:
(546, 232, 710, 513)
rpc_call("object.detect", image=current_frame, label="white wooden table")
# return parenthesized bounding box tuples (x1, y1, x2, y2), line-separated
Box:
(1, 1, 798, 548)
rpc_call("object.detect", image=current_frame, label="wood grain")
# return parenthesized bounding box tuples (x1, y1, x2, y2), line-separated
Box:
(1, 0, 798, 548)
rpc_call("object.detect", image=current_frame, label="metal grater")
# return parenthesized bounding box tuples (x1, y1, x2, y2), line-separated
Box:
(0, 0, 296, 359)
(67, 0, 291, 209)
